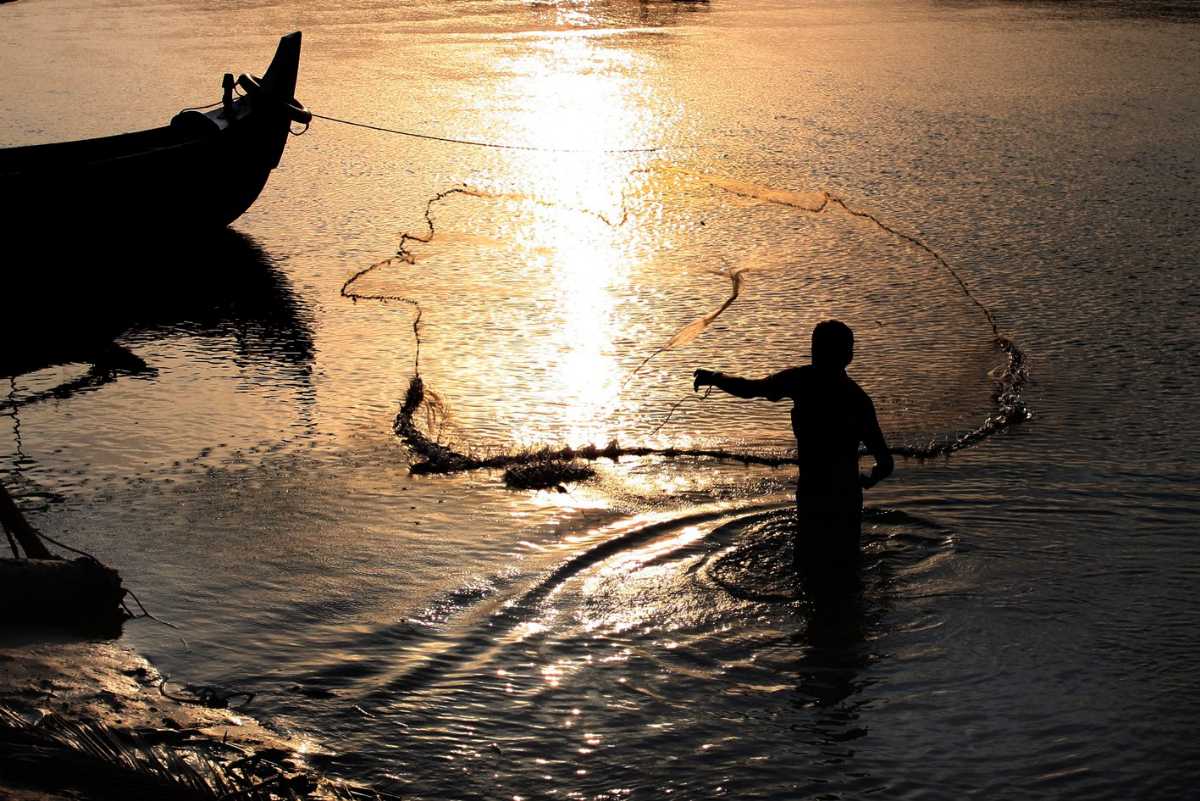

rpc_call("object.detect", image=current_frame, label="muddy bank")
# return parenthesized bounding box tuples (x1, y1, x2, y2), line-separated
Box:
(0, 633, 357, 801)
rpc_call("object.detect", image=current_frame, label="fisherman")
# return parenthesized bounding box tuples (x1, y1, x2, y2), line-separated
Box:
(692, 320, 893, 584)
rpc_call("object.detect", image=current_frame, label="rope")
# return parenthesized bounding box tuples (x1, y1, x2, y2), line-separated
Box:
(177, 99, 224, 113)
(124, 588, 181, 630)
(33, 529, 102, 563)
(310, 111, 671, 154)
(650, 385, 714, 437)
(1, 489, 185, 629)
(180, 92, 673, 152)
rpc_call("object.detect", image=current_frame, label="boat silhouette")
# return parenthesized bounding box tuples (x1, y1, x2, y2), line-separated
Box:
(0, 32, 309, 233)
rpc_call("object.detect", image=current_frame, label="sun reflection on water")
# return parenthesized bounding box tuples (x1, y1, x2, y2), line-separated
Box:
(497, 32, 660, 447)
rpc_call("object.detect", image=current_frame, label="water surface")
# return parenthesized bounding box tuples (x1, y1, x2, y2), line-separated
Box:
(2, 0, 1199, 798)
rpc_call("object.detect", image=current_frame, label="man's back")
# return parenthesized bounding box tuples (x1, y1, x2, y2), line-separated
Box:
(759, 365, 878, 497)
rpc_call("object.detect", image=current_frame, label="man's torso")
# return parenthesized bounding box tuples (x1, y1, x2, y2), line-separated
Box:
(765, 365, 872, 497)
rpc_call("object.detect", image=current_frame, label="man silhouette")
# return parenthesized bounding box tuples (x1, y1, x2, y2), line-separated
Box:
(693, 320, 893, 582)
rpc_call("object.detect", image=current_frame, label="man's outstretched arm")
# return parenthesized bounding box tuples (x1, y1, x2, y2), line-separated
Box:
(860, 399, 894, 489)
(693, 369, 790, 401)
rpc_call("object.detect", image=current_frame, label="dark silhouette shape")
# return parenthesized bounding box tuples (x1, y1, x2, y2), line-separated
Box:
(0, 481, 52, 559)
(0, 32, 309, 236)
(693, 320, 894, 585)
(1, 229, 314, 395)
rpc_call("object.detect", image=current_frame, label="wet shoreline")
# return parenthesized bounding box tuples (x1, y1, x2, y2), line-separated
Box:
(0, 633, 354, 800)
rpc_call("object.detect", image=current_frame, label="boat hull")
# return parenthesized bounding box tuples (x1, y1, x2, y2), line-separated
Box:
(0, 33, 303, 234)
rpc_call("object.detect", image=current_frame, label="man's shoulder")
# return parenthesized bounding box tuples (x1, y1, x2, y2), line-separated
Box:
(843, 373, 866, 392)
(770, 365, 809, 388)
(779, 365, 809, 380)
(843, 375, 875, 408)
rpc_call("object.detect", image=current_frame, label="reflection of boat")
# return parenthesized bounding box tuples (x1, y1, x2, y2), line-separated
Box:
(0, 32, 309, 233)
(119, 228, 315, 370)
(0, 229, 314, 399)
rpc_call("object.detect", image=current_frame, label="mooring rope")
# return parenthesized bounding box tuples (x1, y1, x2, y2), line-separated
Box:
(179, 91, 678, 153)
(310, 111, 673, 154)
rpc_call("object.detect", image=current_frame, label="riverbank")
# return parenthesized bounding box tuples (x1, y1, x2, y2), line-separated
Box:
(0, 632, 354, 801)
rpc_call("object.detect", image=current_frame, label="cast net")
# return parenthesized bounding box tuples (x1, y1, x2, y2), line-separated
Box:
(342, 165, 1027, 479)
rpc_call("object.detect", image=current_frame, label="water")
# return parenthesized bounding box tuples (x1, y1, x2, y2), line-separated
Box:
(3, 0, 1200, 798)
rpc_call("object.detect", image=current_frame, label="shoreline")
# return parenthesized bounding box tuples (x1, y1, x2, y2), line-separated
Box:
(0, 631, 349, 800)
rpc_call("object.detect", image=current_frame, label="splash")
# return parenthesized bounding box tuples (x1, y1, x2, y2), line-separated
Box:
(345, 166, 1030, 480)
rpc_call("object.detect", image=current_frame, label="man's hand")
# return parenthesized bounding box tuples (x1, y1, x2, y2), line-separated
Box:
(693, 369, 718, 392)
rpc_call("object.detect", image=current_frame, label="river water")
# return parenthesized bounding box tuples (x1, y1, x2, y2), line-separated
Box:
(3, 0, 1199, 798)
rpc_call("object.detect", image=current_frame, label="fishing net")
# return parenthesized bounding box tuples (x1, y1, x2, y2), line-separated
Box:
(342, 165, 1028, 479)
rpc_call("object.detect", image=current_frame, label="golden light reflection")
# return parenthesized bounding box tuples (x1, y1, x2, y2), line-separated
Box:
(541, 661, 564, 688)
(499, 32, 658, 448)
(578, 523, 709, 633)
(600, 523, 706, 576)
(521, 220, 624, 446)
(507, 35, 651, 189)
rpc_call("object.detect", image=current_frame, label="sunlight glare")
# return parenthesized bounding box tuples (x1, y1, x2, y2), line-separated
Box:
(500, 33, 657, 447)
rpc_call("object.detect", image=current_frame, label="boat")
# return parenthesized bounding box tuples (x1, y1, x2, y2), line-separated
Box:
(0, 32, 310, 234)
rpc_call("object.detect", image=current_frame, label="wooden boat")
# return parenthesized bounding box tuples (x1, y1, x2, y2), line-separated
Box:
(0, 32, 310, 233)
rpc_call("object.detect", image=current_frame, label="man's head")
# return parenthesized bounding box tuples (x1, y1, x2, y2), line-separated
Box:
(812, 319, 854, 369)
